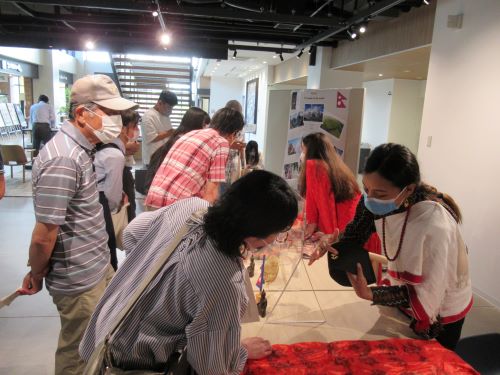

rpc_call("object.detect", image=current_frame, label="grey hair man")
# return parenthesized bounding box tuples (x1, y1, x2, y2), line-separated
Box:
(19, 74, 137, 375)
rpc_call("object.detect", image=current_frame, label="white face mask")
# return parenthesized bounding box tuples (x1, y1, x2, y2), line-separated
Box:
(86, 108, 123, 144)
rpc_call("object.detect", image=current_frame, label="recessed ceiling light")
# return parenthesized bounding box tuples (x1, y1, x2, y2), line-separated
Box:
(272, 54, 277, 59)
(85, 40, 95, 50)
(378, 73, 384, 77)
(152, 11, 159, 17)
(404, 70, 411, 73)
(160, 33, 171, 45)
(263, 61, 267, 64)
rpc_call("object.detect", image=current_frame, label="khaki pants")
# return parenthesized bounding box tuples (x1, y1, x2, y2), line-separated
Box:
(52, 266, 114, 375)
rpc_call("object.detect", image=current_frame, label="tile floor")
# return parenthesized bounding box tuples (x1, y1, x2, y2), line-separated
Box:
(1, 196, 499, 375)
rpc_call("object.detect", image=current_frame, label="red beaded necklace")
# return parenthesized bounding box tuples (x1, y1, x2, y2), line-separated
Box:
(382, 205, 412, 261)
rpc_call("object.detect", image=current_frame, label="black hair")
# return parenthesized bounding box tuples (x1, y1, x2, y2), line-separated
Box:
(245, 140, 259, 166)
(224, 100, 243, 114)
(204, 170, 298, 258)
(144, 107, 209, 192)
(38, 95, 49, 103)
(299, 132, 359, 201)
(365, 143, 462, 222)
(210, 107, 244, 136)
(159, 90, 178, 106)
(120, 110, 140, 128)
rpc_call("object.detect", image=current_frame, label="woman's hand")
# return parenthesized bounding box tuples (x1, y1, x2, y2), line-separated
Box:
(308, 229, 340, 266)
(347, 263, 373, 301)
(304, 223, 317, 239)
(242, 337, 273, 359)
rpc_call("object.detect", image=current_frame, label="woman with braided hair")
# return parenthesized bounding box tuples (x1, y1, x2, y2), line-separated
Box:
(311, 143, 472, 350)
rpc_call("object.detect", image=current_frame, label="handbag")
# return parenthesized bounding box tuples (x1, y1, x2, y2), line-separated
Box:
(111, 202, 130, 250)
(83, 215, 200, 375)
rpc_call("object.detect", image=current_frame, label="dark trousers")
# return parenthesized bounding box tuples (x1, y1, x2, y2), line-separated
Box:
(122, 167, 136, 222)
(99, 192, 118, 271)
(33, 122, 52, 156)
(437, 318, 465, 350)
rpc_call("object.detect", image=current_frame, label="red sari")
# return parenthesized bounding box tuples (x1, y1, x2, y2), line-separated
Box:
(305, 159, 380, 254)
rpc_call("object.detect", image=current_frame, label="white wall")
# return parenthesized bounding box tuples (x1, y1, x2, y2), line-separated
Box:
(264, 90, 292, 175)
(308, 47, 364, 89)
(273, 53, 309, 84)
(209, 76, 243, 116)
(243, 67, 273, 154)
(418, 0, 500, 307)
(0, 47, 42, 65)
(388, 79, 426, 154)
(361, 79, 393, 148)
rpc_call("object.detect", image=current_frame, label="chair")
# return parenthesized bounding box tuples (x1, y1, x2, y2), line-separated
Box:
(0, 145, 29, 183)
(455, 333, 500, 375)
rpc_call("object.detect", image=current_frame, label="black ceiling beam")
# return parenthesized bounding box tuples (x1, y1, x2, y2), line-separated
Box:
(0, 15, 315, 39)
(228, 45, 296, 54)
(0, 33, 229, 59)
(0, 0, 344, 27)
(294, 0, 407, 51)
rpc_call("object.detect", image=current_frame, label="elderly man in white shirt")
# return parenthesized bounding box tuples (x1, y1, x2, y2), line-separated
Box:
(140, 90, 177, 167)
(30, 94, 56, 156)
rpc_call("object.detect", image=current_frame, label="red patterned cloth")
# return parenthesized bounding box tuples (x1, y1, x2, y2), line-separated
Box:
(243, 338, 478, 375)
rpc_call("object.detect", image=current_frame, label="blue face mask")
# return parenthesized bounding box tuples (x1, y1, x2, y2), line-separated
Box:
(363, 187, 407, 216)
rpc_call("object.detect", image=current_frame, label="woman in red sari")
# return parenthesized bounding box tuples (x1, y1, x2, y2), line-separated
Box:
(299, 133, 380, 265)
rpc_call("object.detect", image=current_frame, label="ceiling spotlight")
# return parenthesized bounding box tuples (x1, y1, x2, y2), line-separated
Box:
(152, 11, 159, 17)
(347, 30, 357, 40)
(359, 24, 367, 34)
(263, 61, 267, 64)
(308, 46, 312, 55)
(378, 73, 384, 77)
(423, 0, 430, 4)
(273, 54, 277, 59)
(160, 33, 171, 45)
(232, 50, 237, 59)
(85, 40, 95, 50)
(296, 49, 304, 59)
(279, 53, 284, 62)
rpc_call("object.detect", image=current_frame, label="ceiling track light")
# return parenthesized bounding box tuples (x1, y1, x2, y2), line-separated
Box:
(232, 50, 237, 59)
(308, 46, 313, 55)
(347, 29, 357, 40)
(279, 52, 284, 62)
(359, 23, 367, 34)
(423, 0, 430, 4)
(296, 49, 304, 59)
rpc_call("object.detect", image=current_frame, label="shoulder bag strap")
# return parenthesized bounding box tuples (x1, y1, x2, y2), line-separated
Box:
(105, 221, 191, 341)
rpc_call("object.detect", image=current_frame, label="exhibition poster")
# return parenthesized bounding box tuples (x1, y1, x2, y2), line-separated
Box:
(283, 89, 351, 187)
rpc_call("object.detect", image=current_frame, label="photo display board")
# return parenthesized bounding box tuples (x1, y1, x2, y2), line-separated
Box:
(283, 89, 355, 187)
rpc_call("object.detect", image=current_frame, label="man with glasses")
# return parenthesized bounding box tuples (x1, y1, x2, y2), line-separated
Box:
(18, 75, 137, 375)
(145, 107, 244, 209)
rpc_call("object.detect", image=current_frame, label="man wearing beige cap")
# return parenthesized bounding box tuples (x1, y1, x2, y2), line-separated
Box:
(18, 74, 137, 375)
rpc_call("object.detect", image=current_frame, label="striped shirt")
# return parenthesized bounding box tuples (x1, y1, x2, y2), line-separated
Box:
(94, 139, 126, 212)
(145, 128, 229, 208)
(32, 121, 110, 295)
(80, 198, 249, 374)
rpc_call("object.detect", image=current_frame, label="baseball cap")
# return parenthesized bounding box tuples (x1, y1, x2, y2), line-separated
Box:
(71, 74, 138, 111)
(327, 241, 376, 287)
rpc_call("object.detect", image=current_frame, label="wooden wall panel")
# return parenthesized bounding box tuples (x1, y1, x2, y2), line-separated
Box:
(331, 3, 436, 69)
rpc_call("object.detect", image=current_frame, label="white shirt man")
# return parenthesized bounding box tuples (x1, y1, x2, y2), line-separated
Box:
(140, 90, 177, 166)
